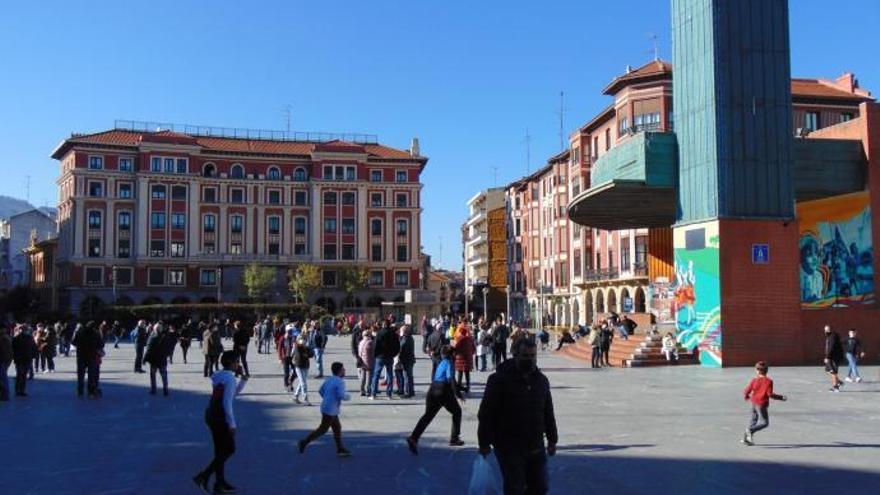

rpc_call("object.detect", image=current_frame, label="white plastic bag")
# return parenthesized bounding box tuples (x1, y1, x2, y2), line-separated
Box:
(468, 455, 503, 495)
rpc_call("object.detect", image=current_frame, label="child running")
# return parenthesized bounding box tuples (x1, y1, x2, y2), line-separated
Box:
(298, 361, 352, 457)
(741, 361, 787, 446)
(194, 350, 248, 494)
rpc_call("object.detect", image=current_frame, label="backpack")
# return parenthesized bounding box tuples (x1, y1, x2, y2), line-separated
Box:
(480, 332, 494, 347)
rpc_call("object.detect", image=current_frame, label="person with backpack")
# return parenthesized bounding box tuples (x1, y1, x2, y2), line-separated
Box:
(370, 323, 401, 400)
(292, 334, 314, 405)
(313, 326, 327, 378)
(193, 350, 248, 495)
(824, 325, 845, 392)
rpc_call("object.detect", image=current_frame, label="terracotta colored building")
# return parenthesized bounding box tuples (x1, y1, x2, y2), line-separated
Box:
(50, 123, 427, 315)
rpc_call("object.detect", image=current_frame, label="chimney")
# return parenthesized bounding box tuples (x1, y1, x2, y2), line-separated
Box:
(410, 137, 421, 157)
(625, 65, 633, 74)
(835, 72, 856, 93)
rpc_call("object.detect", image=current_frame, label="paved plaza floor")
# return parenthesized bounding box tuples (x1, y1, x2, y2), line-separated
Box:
(2, 336, 879, 494)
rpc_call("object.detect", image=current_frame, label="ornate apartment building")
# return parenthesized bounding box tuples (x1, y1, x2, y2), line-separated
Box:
(50, 123, 427, 314)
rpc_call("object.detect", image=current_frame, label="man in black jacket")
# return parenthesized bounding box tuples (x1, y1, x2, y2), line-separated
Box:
(492, 317, 510, 369)
(73, 322, 104, 398)
(0, 326, 12, 401)
(823, 325, 845, 392)
(370, 323, 400, 399)
(424, 325, 446, 379)
(232, 321, 251, 377)
(478, 337, 557, 495)
(398, 325, 416, 398)
(350, 320, 364, 370)
(133, 320, 148, 373)
(11, 326, 36, 397)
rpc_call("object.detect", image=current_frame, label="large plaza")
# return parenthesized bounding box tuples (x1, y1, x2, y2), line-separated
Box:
(2, 336, 879, 494)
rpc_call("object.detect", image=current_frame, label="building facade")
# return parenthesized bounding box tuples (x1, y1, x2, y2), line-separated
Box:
(0, 209, 58, 290)
(50, 123, 427, 315)
(462, 188, 506, 320)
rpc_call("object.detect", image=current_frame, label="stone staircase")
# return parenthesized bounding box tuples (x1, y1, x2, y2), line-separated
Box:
(558, 333, 699, 367)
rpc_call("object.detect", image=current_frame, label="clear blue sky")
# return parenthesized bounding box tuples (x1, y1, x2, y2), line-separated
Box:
(0, 0, 876, 269)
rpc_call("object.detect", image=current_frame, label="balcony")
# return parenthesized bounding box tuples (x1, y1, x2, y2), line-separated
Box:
(792, 138, 866, 201)
(568, 131, 678, 230)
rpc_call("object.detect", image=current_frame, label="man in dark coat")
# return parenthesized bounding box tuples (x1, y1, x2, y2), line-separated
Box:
(478, 337, 558, 495)
(144, 323, 172, 396)
(492, 317, 510, 369)
(824, 325, 845, 392)
(72, 322, 104, 398)
(370, 323, 401, 399)
(424, 325, 447, 379)
(0, 326, 12, 401)
(133, 320, 149, 373)
(12, 326, 37, 397)
(232, 321, 251, 377)
(398, 325, 416, 398)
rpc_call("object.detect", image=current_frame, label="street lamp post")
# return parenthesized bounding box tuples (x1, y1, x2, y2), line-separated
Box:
(111, 265, 117, 304)
(482, 287, 489, 321)
(217, 267, 223, 303)
(464, 287, 469, 320)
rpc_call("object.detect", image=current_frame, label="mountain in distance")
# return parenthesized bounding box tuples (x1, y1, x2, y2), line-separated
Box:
(0, 195, 57, 221)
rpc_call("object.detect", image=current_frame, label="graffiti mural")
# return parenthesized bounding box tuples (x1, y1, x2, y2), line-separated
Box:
(798, 192, 874, 309)
(673, 222, 722, 367)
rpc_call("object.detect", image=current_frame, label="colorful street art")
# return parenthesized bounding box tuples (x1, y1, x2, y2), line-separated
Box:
(798, 192, 874, 309)
(673, 222, 722, 367)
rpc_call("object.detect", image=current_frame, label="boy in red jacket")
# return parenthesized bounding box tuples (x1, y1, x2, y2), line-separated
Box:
(742, 361, 787, 446)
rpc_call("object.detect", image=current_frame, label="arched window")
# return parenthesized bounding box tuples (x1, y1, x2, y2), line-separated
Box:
(202, 163, 216, 177)
(267, 166, 281, 180)
(230, 164, 245, 179)
(293, 167, 307, 181)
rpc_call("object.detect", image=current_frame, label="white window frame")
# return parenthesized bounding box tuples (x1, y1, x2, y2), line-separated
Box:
(370, 170, 383, 182)
(200, 269, 218, 286)
(395, 170, 407, 183)
(267, 166, 281, 180)
(168, 268, 185, 286)
(322, 269, 337, 287)
(88, 155, 104, 170)
(118, 156, 134, 172)
(88, 181, 104, 198)
(230, 163, 245, 179)
(293, 167, 307, 181)
(394, 270, 409, 287)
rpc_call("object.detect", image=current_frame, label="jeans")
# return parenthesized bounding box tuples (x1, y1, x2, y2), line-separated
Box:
(15, 362, 28, 395)
(410, 382, 461, 441)
(617, 325, 629, 340)
(479, 354, 487, 372)
(283, 357, 293, 388)
(76, 357, 99, 396)
(0, 362, 8, 400)
(495, 447, 549, 495)
(402, 363, 415, 396)
(135, 344, 145, 372)
(204, 355, 219, 377)
(150, 363, 168, 394)
(360, 367, 373, 395)
(748, 404, 770, 435)
(302, 414, 344, 451)
(315, 348, 324, 377)
(293, 367, 309, 401)
(371, 357, 394, 398)
(591, 347, 601, 368)
(846, 352, 861, 379)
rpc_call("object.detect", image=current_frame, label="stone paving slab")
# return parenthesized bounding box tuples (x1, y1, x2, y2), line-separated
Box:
(2, 336, 879, 494)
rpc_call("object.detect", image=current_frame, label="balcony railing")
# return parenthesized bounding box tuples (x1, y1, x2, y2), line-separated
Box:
(583, 269, 619, 282)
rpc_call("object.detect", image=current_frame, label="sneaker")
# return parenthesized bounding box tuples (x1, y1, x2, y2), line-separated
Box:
(218, 481, 237, 492)
(294, 397, 301, 404)
(369, 395, 376, 401)
(212, 484, 237, 494)
(844, 377, 853, 383)
(449, 438, 465, 447)
(856, 377, 863, 383)
(741, 432, 754, 446)
(192, 473, 210, 494)
(406, 436, 418, 455)
(337, 448, 352, 457)
(298, 439, 306, 454)
(830, 386, 841, 393)
(304, 399, 312, 406)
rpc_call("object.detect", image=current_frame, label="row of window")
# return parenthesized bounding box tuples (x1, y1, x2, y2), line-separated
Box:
(83, 266, 410, 288)
(87, 156, 413, 184)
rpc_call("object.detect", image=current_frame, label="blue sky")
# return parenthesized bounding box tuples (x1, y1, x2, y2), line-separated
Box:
(0, 0, 876, 269)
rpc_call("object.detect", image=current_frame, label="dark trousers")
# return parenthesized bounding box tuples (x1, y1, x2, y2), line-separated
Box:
(456, 370, 471, 392)
(590, 346, 601, 368)
(201, 419, 235, 486)
(237, 348, 249, 377)
(150, 363, 168, 394)
(495, 448, 549, 495)
(302, 414, 344, 451)
(76, 357, 99, 396)
(748, 404, 770, 435)
(283, 357, 293, 388)
(0, 362, 9, 400)
(402, 363, 415, 396)
(430, 357, 441, 380)
(181, 344, 190, 363)
(135, 344, 145, 371)
(601, 345, 610, 366)
(14, 362, 29, 395)
(204, 355, 219, 377)
(411, 382, 461, 441)
(493, 345, 507, 369)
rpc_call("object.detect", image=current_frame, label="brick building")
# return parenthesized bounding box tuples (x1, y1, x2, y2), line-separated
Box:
(462, 188, 506, 319)
(50, 123, 427, 315)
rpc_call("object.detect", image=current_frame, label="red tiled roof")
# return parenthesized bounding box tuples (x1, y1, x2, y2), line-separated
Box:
(52, 129, 419, 161)
(603, 60, 673, 94)
(791, 78, 873, 101)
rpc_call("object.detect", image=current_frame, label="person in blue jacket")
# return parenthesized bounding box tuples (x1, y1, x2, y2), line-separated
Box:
(406, 345, 465, 454)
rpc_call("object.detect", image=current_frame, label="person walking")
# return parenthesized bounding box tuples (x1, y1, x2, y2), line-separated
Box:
(357, 328, 375, 397)
(298, 362, 352, 457)
(133, 320, 149, 373)
(588, 325, 602, 369)
(72, 321, 104, 398)
(112, 321, 124, 349)
(193, 351, 248, 495)
(453, 325, 476, 394)
(478, 338, 558, 495)
(12, 326, 36, 397)
(425, 324, 446, 379)
(232, 321, 251, 378)
(398, 325, 416, 398)
(279, 326, 297, 391)
(56, 321, 71, 357)
(600, 323, 614, 367)
(371, 323, 401, 400)
(823, 325, 845, 392)
(204, 326, 223, 378)
(313, 326, 327, 378)
(741, 361, 787, 446)
(292, 334, 314, 405)
(144, 323, 172, 396)
(350, 319, 364, 371)
(492, 318, 510, 370)
(844, 328, 865, 383)
(179, 322, 193, 364)
(33, 325, 47, 374)
(406, 346, 466, 454)
(0, 326, 12, 401)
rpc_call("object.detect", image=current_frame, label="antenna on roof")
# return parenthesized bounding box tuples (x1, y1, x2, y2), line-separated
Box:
(438, 236, 443, 266)
(648, 33, 660, 61)
(282, 104, 292, 137)
(556, 91, 568, 152)
(522, 128, 532, 175)
(492, 165, 498, 187)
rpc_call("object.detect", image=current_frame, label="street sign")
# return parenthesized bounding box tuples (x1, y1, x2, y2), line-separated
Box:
(752, 244, 770, 264)
(623, 297, 633, 313)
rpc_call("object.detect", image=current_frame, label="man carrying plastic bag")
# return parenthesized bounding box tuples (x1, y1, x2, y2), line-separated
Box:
(468, 454, 503, 495)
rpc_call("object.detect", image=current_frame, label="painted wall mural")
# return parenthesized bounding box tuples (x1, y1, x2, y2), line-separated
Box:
(673, 221, 722, 367)
(798, 191, 874, 309)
